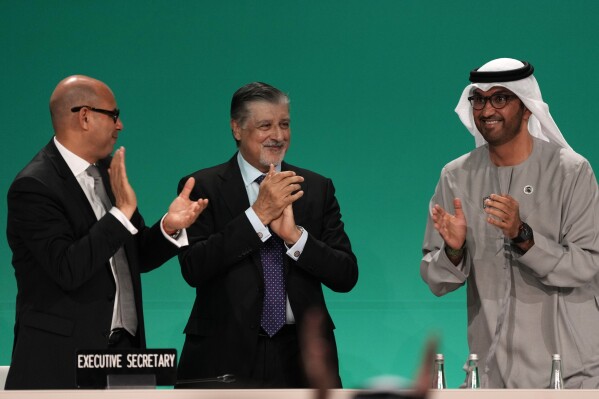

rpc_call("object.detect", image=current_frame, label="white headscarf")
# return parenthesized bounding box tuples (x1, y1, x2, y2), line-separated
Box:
(454, 58, 571, 150)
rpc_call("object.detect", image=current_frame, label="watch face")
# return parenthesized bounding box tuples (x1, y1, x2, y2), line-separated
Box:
(513, 223, 533, 243)
(521, 223, 533, 240)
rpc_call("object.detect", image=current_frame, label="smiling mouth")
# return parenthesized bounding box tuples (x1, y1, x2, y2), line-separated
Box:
(481, 119, 501, 125)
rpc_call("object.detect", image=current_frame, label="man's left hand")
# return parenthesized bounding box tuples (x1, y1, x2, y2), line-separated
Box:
(270, 204, 302, 246)
(484, 193, 521, 239)
(163, 177, 209, 234)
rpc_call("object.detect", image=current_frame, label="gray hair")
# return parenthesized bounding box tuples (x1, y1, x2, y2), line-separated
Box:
(230, 82, 289, 128)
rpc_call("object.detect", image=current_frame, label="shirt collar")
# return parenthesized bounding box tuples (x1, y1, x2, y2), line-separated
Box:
(236, 152, 281, 188)
(53, 136, 93, 177)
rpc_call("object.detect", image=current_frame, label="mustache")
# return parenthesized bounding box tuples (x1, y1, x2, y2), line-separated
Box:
(263, 140, 285, 148)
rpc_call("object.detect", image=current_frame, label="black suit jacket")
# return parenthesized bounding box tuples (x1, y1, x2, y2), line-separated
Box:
(175, 154, 358, 386)
(5, 139, 179, 389)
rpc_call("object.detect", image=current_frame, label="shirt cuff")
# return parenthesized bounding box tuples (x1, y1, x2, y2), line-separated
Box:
(159, 214, 189, 247)
(109, 207, 138, 235)
(245, 207, 271, 242)
(285, 226, 308, 261)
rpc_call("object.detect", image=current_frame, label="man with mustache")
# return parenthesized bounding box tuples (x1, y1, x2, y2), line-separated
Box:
(175, 82, 358, 388)
(5, 75, 208, 389)
(421, 58, 599, 388)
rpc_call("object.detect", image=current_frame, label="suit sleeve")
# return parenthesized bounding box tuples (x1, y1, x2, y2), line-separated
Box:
(8, 176, 134, 291)
(130, 211, 181, 274)
(293, 178, 358, 293)
(7, 175, 178, 291)
(177, 176, 263, 287)
(177, 174, 358, 292)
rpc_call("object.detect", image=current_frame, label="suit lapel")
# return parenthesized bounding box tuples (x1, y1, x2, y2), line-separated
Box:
(219, 155, 251, 219)
(44, 140, 98, 225)
(219, 155, 265, 276)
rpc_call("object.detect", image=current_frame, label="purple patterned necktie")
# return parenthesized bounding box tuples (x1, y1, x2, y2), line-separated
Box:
(255, 174, 286, 337)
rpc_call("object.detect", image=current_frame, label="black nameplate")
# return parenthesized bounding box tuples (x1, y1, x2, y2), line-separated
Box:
(76, 348, 177, 388)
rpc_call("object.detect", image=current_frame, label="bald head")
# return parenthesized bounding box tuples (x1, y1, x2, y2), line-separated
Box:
(49, 75, 113, 134)
(49, 75, 122, 163)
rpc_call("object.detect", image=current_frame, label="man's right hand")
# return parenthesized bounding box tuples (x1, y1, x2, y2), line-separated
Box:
(108, 146, 137, 219)
(252, 164, 304, 226)
(432, 197, 467, 252)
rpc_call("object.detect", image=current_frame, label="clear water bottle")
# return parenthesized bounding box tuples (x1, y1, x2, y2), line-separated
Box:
(432, 353, 447, 389)
(465, 353, 480, 389)
(548, 354, 564, 389)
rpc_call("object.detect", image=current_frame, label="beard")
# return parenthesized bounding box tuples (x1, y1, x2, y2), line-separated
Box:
(476, 107, 527, 147)
(259, 141, 287, 167)
(259, 148, 287, 168)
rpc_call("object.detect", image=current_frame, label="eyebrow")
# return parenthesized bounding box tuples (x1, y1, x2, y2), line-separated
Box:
(255, 117, 290, 123)
(473, 89, 513, 96)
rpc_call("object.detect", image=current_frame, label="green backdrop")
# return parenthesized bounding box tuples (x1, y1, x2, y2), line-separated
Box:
(2, 0, 599, 389)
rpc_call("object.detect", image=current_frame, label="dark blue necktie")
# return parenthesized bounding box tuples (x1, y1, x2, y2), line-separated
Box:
(255, 174, 286, 337)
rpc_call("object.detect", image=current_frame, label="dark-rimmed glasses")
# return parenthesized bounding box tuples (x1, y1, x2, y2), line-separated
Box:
(71, 106, 120, 123)
(467, 94, 519, 110)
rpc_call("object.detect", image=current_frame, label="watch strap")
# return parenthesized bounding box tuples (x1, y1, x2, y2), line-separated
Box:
(445, 244, 465, 257)
(512, 222, 533, 243)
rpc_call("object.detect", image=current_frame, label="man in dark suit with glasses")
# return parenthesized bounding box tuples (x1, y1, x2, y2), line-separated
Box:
(5, 75, 208, 389)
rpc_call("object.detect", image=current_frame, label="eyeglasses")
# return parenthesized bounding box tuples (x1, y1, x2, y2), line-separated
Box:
(467, 94, 519, 110)
(71, 105, 120, 123)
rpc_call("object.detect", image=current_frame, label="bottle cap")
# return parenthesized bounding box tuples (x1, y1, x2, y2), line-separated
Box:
(468, 353, 479, 361)
(552, 354, 561, 360)
(435, 353, 444, 361)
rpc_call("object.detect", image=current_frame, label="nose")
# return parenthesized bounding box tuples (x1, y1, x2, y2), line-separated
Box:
(480, 98, 496, 116)
(115, 117, 124, 130)
(271, 125, 284, 140)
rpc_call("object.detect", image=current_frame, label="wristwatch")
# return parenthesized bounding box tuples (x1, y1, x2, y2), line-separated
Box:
(511, 222, 533, 243)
